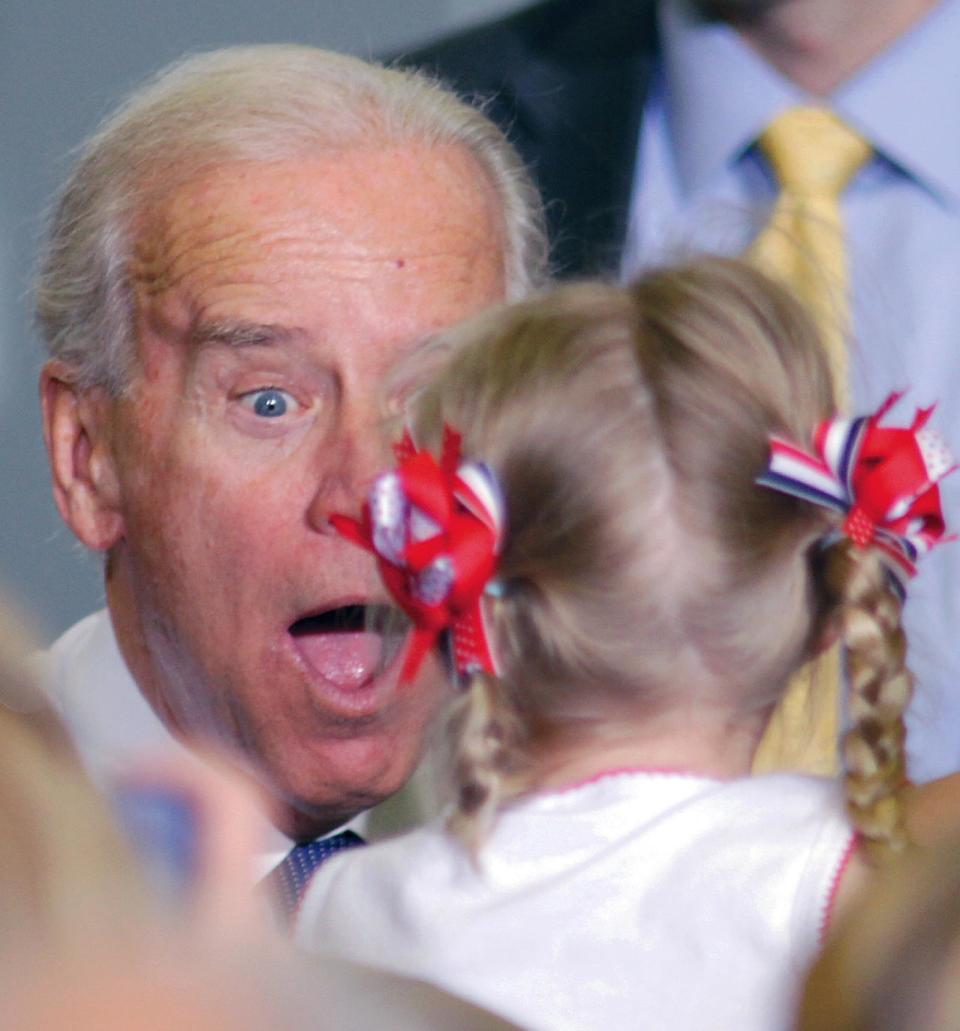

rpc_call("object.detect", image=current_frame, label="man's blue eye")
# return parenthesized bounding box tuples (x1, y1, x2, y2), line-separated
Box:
(250, 388, 290, 417)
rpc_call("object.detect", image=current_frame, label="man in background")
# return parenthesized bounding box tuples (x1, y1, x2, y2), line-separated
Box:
(34, 45, 546, 883)
(404, 0, 960, 782)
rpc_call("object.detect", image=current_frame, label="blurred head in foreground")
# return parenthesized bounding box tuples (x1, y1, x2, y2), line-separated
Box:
(0, 595, 514, 1029)
(0, 598, 148, 953)
(800, 829, 960, 1030)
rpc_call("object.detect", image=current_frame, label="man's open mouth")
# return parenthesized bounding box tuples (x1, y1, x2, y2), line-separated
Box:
(289, 604, 405, 691)
(291, 604, 369, 636)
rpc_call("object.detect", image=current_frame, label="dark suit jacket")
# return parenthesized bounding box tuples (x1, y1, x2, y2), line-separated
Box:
(397, 0, 661, 278)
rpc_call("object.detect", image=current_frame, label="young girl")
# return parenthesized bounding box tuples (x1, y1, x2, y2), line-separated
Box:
(296, 257, 953, 1030)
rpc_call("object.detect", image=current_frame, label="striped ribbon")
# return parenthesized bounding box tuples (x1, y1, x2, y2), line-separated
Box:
(331, 425, 505, 682)
(757, 391, 955, 596)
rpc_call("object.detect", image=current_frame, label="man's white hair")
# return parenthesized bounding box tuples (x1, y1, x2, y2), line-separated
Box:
(35, 44, 548, 394)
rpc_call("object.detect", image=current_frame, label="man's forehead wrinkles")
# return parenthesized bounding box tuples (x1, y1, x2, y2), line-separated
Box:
(286, 242, 499, 282)
(133, 199, 498, 297)
(131, 225, 276, 297)
(191, 319, 302, 349)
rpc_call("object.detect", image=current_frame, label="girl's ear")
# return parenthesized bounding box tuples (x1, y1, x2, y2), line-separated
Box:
(40, 361, 125, 551)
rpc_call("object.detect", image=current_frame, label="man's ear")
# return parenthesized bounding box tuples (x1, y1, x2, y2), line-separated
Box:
(40, 360, 124, 551)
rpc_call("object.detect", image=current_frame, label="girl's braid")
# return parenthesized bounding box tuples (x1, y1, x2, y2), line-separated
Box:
(446, 673, 527, 855)
(824, 539, 912, 860)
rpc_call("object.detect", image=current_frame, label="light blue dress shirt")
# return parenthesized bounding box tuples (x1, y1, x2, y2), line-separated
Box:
(623, 0, 960, 781)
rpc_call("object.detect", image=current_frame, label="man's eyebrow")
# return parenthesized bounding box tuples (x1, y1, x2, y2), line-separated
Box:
(190, 321, 302, 349)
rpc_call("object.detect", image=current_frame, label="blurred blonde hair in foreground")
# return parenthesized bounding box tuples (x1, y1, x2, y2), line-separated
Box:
(799, 828, 960, 1031)
(0, 596, 150, 952)
(0, 594, 517, 1030)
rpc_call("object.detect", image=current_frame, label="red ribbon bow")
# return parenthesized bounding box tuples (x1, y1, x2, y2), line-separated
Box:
(330, 426, 505, 683)
(825, 393, 954, 552)
(759, 391, 956, 594)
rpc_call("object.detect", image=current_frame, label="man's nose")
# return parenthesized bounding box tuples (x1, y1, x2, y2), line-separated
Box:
(305, 410, 389, 535)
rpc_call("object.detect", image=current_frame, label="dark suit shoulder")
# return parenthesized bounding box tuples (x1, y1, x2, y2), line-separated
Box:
(393, 0, 661, 279)
(394, 0, 659, 91)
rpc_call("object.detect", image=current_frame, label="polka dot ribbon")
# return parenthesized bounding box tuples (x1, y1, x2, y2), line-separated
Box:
(331, 425, 505, 683)
(268, 830, 365, 924)
(757, 391, 956, 597)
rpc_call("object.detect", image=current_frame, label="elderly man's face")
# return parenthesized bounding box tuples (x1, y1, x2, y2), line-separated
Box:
(101, 145, 505, 837)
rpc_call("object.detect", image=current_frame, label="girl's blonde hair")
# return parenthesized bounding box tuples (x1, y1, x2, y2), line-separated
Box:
(406, 257, 912, 857)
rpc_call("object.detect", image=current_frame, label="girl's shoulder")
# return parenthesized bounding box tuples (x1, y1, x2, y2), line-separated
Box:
(823, 772, 960, 937)
(294, 818, 462, 940)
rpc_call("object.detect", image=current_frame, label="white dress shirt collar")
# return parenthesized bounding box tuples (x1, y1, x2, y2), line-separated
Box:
(660, 0, 960, 205)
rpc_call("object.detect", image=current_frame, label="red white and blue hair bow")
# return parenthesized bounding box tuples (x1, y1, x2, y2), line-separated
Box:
(330, 426, 505, 683)
(757, 391, 956, 596)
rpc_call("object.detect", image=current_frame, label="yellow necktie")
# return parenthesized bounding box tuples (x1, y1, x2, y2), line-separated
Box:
(749, 107, 872, 776)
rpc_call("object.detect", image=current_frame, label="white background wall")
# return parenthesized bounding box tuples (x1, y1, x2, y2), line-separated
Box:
(0, 0, 528, 641)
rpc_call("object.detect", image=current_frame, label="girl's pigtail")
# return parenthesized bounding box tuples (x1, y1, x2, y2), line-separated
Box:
(446, 672, 526, 857)
(823, 539, 912, 860)
(759, 389, 954, 860)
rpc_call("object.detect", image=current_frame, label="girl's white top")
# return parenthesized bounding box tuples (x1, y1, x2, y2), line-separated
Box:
(297, 771, 855, 1031)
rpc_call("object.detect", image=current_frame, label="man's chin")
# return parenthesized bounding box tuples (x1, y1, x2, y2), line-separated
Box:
(263, 754, 418, 842)
(273, 803, 359, 843)
(269, 785, 391, 842)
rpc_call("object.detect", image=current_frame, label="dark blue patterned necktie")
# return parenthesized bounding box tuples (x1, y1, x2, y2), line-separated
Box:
(269, 829, 365, 923)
